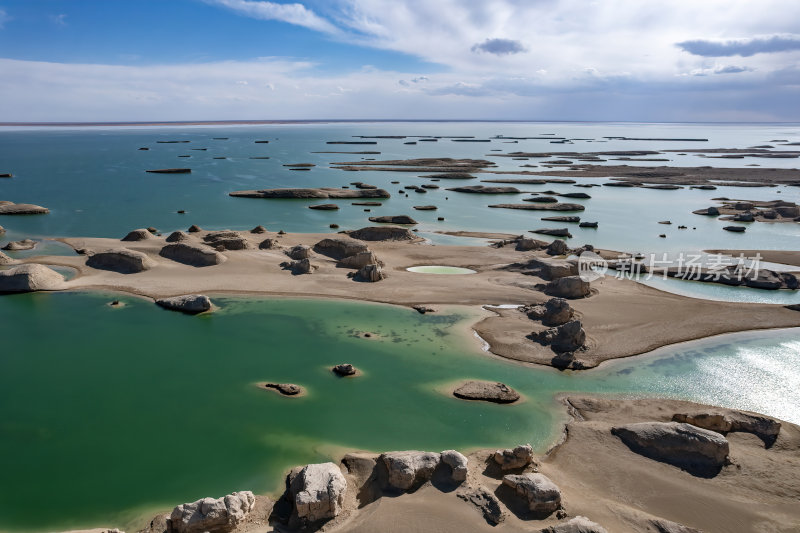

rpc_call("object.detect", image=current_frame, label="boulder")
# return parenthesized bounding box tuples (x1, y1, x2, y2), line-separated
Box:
(86, 249, 156, 274)
(259, 238, 279, 250)
(502, 473, 561, 514)
(543, 276, 590, 298)
(440, 450, 468, 482)
(203, 231, 252, 250)
(723, 226, 745, 233)
(579, 222, 598, 228)
(447, 186, 520, 194)
(355, 263, 385, 282)
(250, 225, 267, 234)
(368, 215, 418, 224)
(0, 202, 50, 215)
(0, 264, 65, 292)
(2, 239, 36, 251)
(693, 207, 719, 216)
(121, 229, 152, 241)
(412, 304, 437, 314)
(672, 410, 781, 446)
(313, 238, 370, 259)
(166, 231, 190, 243)
(542, 216, 580, 223)
(546, 239, 569, 256)
(413, 205, 437, 210)
(309, 203, 339, 210)
(457, 487, 504, 525)
(156, 295, 213, 314)
(287, 245, 312, 260)
(347, 226, 417, 241)
(611, 422, 729, 475)
(187, 224, 202, 233)
(493, 444, 533, 470)
(518, 258, 578, 280)
(527, 298, 574, 326)
(167, 491, 255, 533)
(516, 237, 547, 251)
(160, 243, 227, 267)
(338, 251, 379, 269)
(532, 319, 586, 353)
(281, 258, 316, 274)
(381, 451, 441, 490)
(332, 363, 357, 376)
(288, 462, 347, 523)
(263, 383, 304, 396)
(527, 196, 559, 203)
(538, 516, 609, 533)
(453, 381, 520, 404)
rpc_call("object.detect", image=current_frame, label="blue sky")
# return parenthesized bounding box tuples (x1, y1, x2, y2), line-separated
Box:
(0, 0, 799, 122)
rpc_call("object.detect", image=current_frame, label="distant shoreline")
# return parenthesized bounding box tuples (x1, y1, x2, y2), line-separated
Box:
(2, 119, 800, 127)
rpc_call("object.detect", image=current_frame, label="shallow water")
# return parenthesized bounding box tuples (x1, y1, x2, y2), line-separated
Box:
(406, 265, 477, 274)
(0, 292, 798, 531)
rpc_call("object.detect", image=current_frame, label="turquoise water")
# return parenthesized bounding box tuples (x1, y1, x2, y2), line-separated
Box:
(406, 265, 477, 274)
(1, 122, 798, 256)
(0, 292, 798, 531)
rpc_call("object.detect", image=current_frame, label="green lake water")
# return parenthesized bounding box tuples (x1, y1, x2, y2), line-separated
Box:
(1, 292, 798, 532)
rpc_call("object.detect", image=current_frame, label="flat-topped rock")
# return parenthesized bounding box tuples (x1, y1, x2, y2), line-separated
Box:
(532, 228, 572, 238)
(612, 421, 730, 475)
(156, 295, 213, 314)
(448, 185, 520, 194)
(338, 250, 379, 269)
(420, 173, 476, 179)
(368, 215, 418, 224)
(167, 491, 254, 533)
(346, 226, 417, 241)
(494, 444, 533, 470)
(203, 231, 252, 250)
(288, 462, 347, 523)
(515, 257, 578, 280)
(489, 203, 586, 212)
(160, 243, 227, 267)
(413, 205, 437, 210)
(453, 380, 520, 404)
(502, 473, 561, 514)
(313, 238, 369, 259)
(86, 248, 156, 274)
(381, 451, 441, 490)
(0, 202, 50, 215)
(543, 276, 590, 298)
(0, 264, 65, 293)
(229, 187, 390, 199)
(122, 229, 153, 241)
(309, 203, 339, 210)
(2, 239, 36, 251)
(542, 216, 581, 223)
(146, 168, 191, 174)
(287, 245, 312, 260)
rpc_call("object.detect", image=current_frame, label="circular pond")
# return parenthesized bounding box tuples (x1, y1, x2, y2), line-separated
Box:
(406, 265, 477, 274)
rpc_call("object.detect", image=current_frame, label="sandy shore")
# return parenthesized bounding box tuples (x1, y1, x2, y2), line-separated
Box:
(119, 395, 799, 533)
(12, 228, 798, 370)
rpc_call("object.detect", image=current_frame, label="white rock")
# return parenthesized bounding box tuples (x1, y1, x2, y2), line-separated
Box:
(168, 491, 255, 533)
(381, 451, 441, 490)
(0, 264, 64, 292)
(440, 450, 468, 482)
(289, 462, 347, 523)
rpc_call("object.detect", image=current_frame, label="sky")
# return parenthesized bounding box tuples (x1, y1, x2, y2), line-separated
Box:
(0, 0, 799, 122)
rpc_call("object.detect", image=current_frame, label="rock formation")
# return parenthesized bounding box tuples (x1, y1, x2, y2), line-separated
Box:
(533, 228, 573, 238)
(280, 258, 316, 274)
(502, 473, 562, 514)
(160, 243, 227, 267)
(537, 516, 609, 533)
(0, 250, 13, 265)
(156, 295, 213, 314)
(368, 215, 418, 224)
(258, 238, 279, 250)
(121, 229, 153, 241)
(493, 444, 533, 470)
(440, 450, 468, 482)
(203, 231, 252, 250)
(532, 319, 587, 353)
(332, 364, 357, 376)
(347, 226, 416, 241)
(312, 238, 370, 259)
(166, 231, 190, 243)
(167, 491, 254, 533)
(355, 263, 385, 282)
(612, 422, 730, 475)
(229, 187, 390, 199)
(447, 185, 520, 194)
(381, 451, 441, 491)
(287, 245, 312, 260)
(542, 276, 590, 298)
(672, 410, 781, 446)
(86, 249, 156, 274)
(0, 201, 50, 215)
(0, 264, 65, 292)
(453, 381, 520, 404)
(288, 462, 347, 523)
(546, 240, 569, 256)
(2, 239, 36, 251)
(457, 487, 504, 525)
(527, 298, 574, 326)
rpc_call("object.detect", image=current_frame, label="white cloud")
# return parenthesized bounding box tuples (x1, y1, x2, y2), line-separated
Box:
(205, 0, 340, 34)
(0, 8, 10, 29)
(51, 13, 68, 26)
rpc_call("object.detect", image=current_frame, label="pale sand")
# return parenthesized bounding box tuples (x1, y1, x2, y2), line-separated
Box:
(705, 249, 800, 268)
(127, 396, 800, 533)
(16, 229, 799, 369)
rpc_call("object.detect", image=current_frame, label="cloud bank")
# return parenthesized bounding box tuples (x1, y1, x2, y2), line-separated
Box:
(677, 35, 800, 57)
(471, 38, 527, 55)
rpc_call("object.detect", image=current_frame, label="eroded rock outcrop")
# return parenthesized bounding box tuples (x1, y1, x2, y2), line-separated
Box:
(2, 239, 36, 251)
(457, 487, 504, 525)
(121, 229, 152, 241)
(160, 243, 227, 267)
(281, 258, 316, 274)
(514, 258, 578, 280)
(493, 444, 533, 470)
(381, 451, 441, 491)
(0, 201, 50, 215)
(368, 215, 418, 224)
(532, 320, 587, 353)
(156, 295, 213, 314)
(203, 231, 252, 251)
(86, 248, 156, 274)
(538, 516, 609, 533)
(286, 245, 312, 260)
(453, 381, 520, 404)
(0, 264, 64, 292)
(355, 263, 385, 282)
(167, 491, 255, 533)
(288, 462, 347, 523)
(166, 231, 190, 243)
(502, 473, 561, 514)
(546, 239, 569, 256)
(673, 410, 781, 446)
(0, 250, 14, 265)
(346, 226, 417, 241)
(612, 422, 730, 475)
(527, 298, 574, 326)
(338, 251, 380, 269)
(542, 276, 590, 298)
(440, 450, 468, 482)
(313, 238, 369, 259)
(230, 187, 390, 199)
